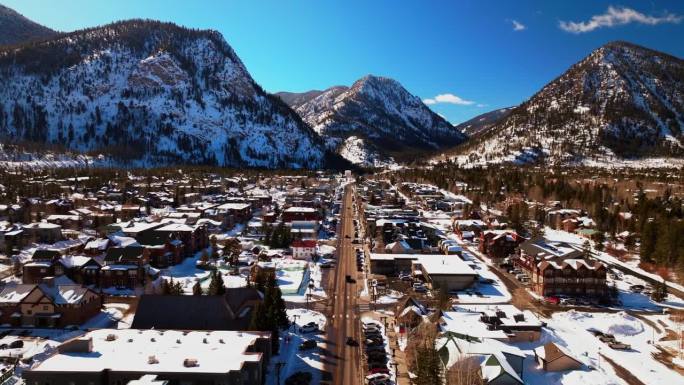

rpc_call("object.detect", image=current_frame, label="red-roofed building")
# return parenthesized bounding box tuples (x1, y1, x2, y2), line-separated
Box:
(291, 240, 317, 260)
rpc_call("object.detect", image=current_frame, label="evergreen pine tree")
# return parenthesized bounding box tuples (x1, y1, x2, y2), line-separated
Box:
(207, 270, 226, 295)
(192, 281, 203, 296)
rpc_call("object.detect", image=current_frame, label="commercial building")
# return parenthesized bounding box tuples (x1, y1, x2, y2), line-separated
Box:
(23, 329, 272, 385)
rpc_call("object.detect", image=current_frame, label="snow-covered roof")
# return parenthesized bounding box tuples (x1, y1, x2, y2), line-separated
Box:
(417, 255, 477, 276)
(283, 206, 316, 213)
(30, 329, 269, 374)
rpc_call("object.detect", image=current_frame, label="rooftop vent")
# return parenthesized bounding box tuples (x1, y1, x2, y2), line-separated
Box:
(176, 339, 181, 344)
(183, 358, 199, 368)
(151, 338, 156, 342)
(148, 355, 159, 364)
(106, 334, 117, 341)
(203, 338, 208, 344)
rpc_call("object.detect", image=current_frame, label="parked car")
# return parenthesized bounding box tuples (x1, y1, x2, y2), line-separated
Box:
(608, 341, 631, 350)
(368, 368, 390, 375)
(366, 345, 386, 353)
(299, 323, 319, 333)
(368, 364, 389, 373)
(368, 379, 391, 385)
(299, 340, 317, 351)
(365, 373, 390, 383)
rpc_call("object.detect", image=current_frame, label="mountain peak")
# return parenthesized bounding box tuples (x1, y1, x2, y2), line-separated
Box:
(280, 74, 466, 166)
(0, 20, 339, 169)
(0, 4, 57, 46)
(452, 40, 684, 167)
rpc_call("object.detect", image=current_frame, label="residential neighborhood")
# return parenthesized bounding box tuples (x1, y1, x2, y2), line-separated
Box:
(0, 166, 680, 385)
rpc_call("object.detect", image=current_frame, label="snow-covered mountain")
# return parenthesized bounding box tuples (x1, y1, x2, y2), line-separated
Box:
(454, 107, 513, 137)
(455, 107, 514, 137)
(0, 4, 57, 46)
(278, 75, 466, 165)
(0, 20, 339, 169)
(455, 41, 684, 167)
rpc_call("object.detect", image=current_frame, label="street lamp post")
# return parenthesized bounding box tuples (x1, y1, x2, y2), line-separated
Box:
(292, 314, 300, 332)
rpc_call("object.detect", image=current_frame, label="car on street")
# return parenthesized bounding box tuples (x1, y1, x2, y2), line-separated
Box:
(299, 340, 317, 350)
(368, 367, 390, 375)
(299, 323, 318, 333)
(365, 373, 390, 382)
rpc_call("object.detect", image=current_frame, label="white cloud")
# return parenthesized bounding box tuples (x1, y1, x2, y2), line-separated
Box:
(559, 6, 682, 33)
(423, 93, 475, 106)
(511, 20, 526, 31)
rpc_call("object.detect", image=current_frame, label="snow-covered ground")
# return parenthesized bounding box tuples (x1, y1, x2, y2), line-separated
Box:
(160, 248, 248, 293)
(265, 309, 328, 385)
(375, 290, 404, 304)
(448, 240, 513, 304)
(537, 310, 683, 385)
(282, 261, 327, 302)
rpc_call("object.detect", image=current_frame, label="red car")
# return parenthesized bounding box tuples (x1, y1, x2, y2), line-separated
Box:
(368, 368, 390, 375)
(544, 296, 560, 305)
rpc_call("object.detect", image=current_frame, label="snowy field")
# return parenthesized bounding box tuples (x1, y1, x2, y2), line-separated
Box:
(531, 310, 684, 385)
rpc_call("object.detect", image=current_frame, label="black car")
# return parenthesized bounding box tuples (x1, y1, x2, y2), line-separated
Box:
(299, 340, 317, 351)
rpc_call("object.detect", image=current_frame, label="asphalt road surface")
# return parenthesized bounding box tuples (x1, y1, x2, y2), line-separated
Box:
(326, 183, 362, 385)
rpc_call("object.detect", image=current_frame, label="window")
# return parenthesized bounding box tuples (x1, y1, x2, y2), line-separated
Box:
(43, 305, 49, 311)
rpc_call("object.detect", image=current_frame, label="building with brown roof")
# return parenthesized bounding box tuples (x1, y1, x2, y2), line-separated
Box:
(534, 342, 583, 371)
(0, 277, 101, 328)
(513, 236, 607, 298)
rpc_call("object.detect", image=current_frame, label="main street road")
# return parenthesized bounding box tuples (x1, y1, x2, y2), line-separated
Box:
(326, 183, 362, 385)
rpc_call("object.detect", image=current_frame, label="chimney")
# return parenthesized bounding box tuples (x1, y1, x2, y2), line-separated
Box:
(42, 276, 56, 288)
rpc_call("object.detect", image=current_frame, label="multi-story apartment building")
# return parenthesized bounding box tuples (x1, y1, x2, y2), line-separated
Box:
(512, 235, 607, 298)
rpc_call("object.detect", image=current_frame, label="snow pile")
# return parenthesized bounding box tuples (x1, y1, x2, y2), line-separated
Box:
(564, 310, 644, 337)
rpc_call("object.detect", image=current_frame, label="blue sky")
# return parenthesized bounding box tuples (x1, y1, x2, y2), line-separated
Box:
(3, 1, 683, 124)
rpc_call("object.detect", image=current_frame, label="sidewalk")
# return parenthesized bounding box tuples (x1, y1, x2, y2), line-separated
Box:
(362, 311, 412, 385)
(387, 323, 412, 385)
